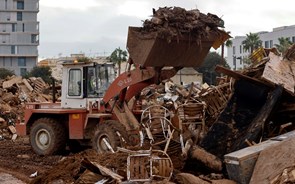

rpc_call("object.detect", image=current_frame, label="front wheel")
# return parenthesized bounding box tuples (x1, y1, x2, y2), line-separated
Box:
(92, 120, 128, 153)
(30, 118, 66, 155)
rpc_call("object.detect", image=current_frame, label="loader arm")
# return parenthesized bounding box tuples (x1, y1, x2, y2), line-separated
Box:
(102, 66, 180, 107)
(125, 67, 180, 102)
(102, 67, 156, 105)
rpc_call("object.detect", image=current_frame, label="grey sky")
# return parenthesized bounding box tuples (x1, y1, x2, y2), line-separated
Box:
(38, 0, 295, 59)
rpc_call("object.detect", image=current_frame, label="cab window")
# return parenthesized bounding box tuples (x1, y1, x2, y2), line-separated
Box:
(87, 67, 98, 97)
(68, 69, 82, 96)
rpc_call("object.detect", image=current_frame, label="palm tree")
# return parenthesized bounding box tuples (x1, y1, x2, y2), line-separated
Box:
(274, 37, 292, 55)
(242, 33, 262, 54)
(221, 32, 232, 64)
(110, 47, 128, 74)
(225, 39, 233, 48)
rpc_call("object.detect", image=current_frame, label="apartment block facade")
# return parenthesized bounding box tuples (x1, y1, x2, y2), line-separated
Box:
(227, 25, 295, 70)
(0, 0, 39, 76)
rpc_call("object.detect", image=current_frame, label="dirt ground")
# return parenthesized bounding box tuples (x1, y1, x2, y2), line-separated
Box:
(0, 135, 206, 184)
(0, 136, 62, 183)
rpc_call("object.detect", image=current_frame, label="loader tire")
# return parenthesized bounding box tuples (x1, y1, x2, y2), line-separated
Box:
(92, 120, 128, 153)
(30, 118, 67, 155)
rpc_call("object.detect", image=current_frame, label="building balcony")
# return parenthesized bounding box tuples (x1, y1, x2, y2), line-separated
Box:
(0, 9, 39, 13)
(0, 54, 38, 57)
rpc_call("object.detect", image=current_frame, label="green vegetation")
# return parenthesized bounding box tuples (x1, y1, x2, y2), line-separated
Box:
(275, 37, 292, 55)
(77, 57, 92, 63)
(242, 33, 262, 53)
(26, 66, 53, 84)
(195, 52, 229, 85)
(109, 47, 128, 74)
(0, 68, 15, 79)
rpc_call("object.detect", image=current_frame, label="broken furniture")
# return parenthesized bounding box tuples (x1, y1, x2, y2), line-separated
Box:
(140, 105, 175, 150)
(177, 102, 206, 154)
(126, 149, 173, 182)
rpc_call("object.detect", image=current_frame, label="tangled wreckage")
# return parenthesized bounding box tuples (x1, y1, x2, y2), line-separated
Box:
(0, 6, 295, 184)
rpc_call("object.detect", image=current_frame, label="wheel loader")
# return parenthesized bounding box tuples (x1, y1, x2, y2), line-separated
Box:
(15, 27, 229, 155)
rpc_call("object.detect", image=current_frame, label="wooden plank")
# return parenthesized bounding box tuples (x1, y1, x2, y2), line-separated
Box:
(8, 125, 16, 134)
(90, 161, 124, 182)
(215, 65, 272, 87)
(250, 136, 295, 184)
(17, 83, 30, 95)
(2, 76, 22, 89)
(261, 52, 295, 94)
(22, 79, 34, 92)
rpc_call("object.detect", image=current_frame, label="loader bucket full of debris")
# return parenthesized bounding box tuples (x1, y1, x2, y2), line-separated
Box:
(127, 7, 230, 67)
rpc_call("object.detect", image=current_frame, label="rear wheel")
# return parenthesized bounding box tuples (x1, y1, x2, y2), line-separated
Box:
(30, 118, 67, 155)
(92, 120, 128, 153)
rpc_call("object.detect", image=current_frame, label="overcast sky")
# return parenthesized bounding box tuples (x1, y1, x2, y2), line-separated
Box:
(38, 0, 295, 59)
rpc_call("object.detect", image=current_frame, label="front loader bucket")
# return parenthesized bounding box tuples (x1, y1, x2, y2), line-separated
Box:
(127, 27, 228, 67)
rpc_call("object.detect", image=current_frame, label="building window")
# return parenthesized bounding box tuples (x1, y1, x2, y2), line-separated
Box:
(5, 0, 7, 9)
(270, 40, 273, 48)
(11, 46, 16, 54)
(3, 58, 12, 66)
(292, 36, 295, 43)
(239, 45, 242, 54)
(17, 1, 24, 10)
(12, 24, 16, 32)
(31, 34, 39, 43)
(20, 68, 27, 76)
(22, 23, 25, 32)
(265, 41, 269, 48)
(18, 57, 26, 66)
(17, 12, 23, 21)
(233, 46, 236, 55)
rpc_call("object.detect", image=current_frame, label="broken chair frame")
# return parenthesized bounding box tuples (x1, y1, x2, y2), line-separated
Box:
(124, 148, 173, 182)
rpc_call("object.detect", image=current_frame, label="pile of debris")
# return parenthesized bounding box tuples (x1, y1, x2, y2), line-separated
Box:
(14, 6, 295, 184)
(127, 7, 229, 68)
(30, 7, 235, 184)
(0, 76, 54, 140)
(205, 45, 295, 183)
(31, 44, 295, 183)
(27, 78, 234, 184)
(142, 6, 224, 41)
(30, 148, 236, 184)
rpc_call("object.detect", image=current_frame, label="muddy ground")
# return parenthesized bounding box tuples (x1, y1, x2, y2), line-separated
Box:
(0, 136, 62, 183)
(0, 135, 225, 184)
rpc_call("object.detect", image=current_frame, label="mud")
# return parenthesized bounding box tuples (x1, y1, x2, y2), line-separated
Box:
(0, 136, 61, 183)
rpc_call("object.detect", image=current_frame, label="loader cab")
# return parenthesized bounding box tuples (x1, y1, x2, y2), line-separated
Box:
(61, 61, 116, 109)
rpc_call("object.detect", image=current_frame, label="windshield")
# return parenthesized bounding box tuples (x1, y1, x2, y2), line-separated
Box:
(87, 64, 116, 97)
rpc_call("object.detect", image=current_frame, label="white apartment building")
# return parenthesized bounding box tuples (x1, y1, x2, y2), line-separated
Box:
(227, 25, 295, 70)
(0, 0, 39, 76)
